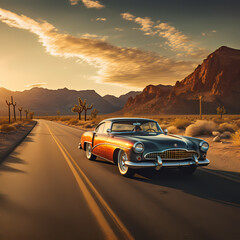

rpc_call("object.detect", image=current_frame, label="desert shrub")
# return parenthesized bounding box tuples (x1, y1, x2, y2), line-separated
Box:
(232, 130, 240, 146)
(68, 118, 79, 125)
(167, 126, 179, 134)
(220, 131, 232, 139)
(0, 124, 17, 132)
(185, 120, 217, 137)
(173, 118, 191, 129)
(84, 122, 94, 128)
(218, 123, 237, 133)
(234, 119, 240, 128)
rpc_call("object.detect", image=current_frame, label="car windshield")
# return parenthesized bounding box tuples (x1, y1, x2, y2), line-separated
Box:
(111, 120, 162, 133)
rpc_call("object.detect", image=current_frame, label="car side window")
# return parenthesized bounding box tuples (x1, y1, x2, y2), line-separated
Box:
(103, 122, 111, 133)
(95, 123, 105, 133)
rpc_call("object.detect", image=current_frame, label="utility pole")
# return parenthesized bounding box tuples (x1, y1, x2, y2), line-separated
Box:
(199, 95, 202, 119)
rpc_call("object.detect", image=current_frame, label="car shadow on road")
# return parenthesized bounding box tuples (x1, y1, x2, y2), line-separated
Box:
(132, 167, 240, 208)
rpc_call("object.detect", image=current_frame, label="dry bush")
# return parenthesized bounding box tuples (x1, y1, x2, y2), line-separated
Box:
(83, 122, 94, 129)
(0, 124, 17, 132)
(234, 119, 240, 128)
(232, 130, 240, 146)
(167, 126, 179, 134)
(68, 118, 79, 125)
(218, 123, 237, 133)
(220, 131, 232, 139)
(173, 118, 191, 129)
(185, 120, 217, 137)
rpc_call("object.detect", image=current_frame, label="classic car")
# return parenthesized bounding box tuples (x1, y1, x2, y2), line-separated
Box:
(78, 118, 210, 177)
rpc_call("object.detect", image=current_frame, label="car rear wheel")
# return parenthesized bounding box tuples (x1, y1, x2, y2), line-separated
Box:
(118, 150, 135, 177)
(86, 143, 96, 160)
(179, 166, 197, 174)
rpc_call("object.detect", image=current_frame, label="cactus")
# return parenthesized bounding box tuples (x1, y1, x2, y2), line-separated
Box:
(91, 109, 99, 119)
(72, 98, 84, 120)
(29, 112, 34, 119)
(5, 98, 12, 124)
(24, 109, 29, 119)
(217, 106, 226, 119)
(80, 99, 93, 121)
(18, 107, 23, 121)
(11, 96, 17, 121)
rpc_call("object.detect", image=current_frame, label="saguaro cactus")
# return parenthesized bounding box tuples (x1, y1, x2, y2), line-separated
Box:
(72, 104, 83, 120)
(91, 109, 99, 119)
(5, 98, 12, 124)
(81, 99, 93, 121)
(29, 112, 34, 119)
(24, 109, 29, 119)
(18, 107, 23, 121)
(217, 106, 226, 119)
(11, 96, 17, 121)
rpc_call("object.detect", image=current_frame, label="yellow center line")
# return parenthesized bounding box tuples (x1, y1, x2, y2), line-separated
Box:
(46, 123, 134, 240)
(46, 124, 117, 240)
(200, 168, 240, 184)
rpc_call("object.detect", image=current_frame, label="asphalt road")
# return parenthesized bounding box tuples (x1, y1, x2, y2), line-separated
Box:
(0, 120, 240, 240)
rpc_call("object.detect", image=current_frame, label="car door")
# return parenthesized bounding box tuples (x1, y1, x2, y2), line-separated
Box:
(92, 122, 112, 159)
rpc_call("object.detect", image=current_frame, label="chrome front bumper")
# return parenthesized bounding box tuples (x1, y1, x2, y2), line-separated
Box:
(125, 156, 210, 170)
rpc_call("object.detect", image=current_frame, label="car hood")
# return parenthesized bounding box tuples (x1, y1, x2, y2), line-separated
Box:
(117, 133, 196, 152)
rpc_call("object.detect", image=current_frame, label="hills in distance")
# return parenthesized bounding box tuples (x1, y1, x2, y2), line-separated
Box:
(123, 46, 240, 115)
(0, 46, 239, 116)
(0, 87, 140, 116)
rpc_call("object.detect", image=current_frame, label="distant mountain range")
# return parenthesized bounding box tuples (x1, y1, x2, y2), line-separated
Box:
(0, 87, 140, 116)
(123, 46, 240, 114)
(1, 46, 239, 116)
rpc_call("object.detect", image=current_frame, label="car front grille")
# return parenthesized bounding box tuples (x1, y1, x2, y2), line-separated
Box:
(144, 149, 198, 160)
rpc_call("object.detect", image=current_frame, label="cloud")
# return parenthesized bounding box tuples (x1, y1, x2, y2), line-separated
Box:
(25, 83, 47, 88)
(81, 33, 108, 40)
(96, 17, 106, 21)
(202, 30, 217, 37)
(69, 0, 105, 9)
(121, 12, 207, 59)
(114, 28, 124, 32)
(0, 8, 197, 87)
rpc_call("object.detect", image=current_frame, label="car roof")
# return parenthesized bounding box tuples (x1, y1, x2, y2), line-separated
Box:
(101, 117, 157, 123)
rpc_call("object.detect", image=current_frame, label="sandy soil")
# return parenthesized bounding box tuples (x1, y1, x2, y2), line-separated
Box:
(0, 121, 36, 161)
(202, 136, 240, 173)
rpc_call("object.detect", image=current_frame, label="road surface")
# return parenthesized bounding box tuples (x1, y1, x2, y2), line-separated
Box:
(0, 120, 240, 240)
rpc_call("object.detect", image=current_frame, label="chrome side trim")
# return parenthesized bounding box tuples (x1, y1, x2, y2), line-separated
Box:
(144, 148, 199, 160)
(91, 153, 115, 164)
(92, 142, 131, 150)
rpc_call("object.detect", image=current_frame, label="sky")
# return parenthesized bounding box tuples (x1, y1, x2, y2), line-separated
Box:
(0, 0, 239, 96)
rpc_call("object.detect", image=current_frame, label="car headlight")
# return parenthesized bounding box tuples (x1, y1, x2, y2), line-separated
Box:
(200, 141, 209, 152)
(133, 142, 144, 153)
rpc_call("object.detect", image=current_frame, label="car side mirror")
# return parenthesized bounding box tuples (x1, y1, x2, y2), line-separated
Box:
(107, 128, 111, 134)
(164, 129, 168, 135)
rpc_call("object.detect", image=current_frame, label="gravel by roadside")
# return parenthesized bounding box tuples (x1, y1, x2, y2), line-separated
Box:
(0, 121, 37, 162)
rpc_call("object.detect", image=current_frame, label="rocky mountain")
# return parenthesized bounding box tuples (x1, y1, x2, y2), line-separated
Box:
(123, 46, 240, 114)
(0, 87, 137, 116)
(103, 91, 141, 108)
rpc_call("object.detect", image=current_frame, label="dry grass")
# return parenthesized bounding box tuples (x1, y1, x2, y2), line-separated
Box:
(232, 130, 240, 146)
(0, 124, 17, 132)
(185, 120, 217, 137)
(172, 118, 192, 129)
(219, 123, 238, 133)
(167, 126, 179, 134)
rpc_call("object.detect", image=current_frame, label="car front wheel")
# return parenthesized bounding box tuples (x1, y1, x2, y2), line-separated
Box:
(86, 143, 96, 160)
(118, 150, 135, 177)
